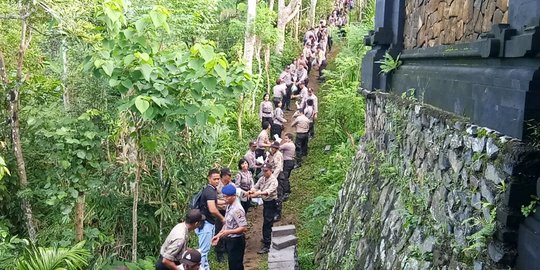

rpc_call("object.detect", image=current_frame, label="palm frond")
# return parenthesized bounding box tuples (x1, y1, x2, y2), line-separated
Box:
(16, 241, 90, 270)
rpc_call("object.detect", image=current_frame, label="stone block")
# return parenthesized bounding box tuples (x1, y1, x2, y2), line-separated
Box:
(485, 164, 502, 184)
(486, 137, 499, 159)
(463, 0, 474, 23)
(480, 180, 494, 204)
(272, 225, 296, 238)
(482, 1, 496, 32)
(268, 245, 296, 262)
(268, 261, 296, 270)
(504, 181, 537, 208)
(496, 207, 525, 228)
(492, 9, 504, 24)
(272, 235, 298, 250)
(495, 228, 518, 244)
(496, 0, 508, 12)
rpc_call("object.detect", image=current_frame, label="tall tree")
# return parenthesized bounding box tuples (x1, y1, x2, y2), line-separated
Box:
(243, 0, 257, 74)
(309, 0, 318, 28)
(276, 0, 300, 53)
(0, 0, 37, 243)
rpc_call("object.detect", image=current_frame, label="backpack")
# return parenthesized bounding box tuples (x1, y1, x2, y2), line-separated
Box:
(189, 187, 204, 209)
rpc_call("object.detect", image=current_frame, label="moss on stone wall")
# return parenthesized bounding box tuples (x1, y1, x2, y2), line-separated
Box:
(316, 91, 540, 269)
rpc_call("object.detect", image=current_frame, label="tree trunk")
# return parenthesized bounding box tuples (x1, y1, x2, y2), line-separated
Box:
(0, 5, 38, 243)
(276, 0, 301, 54)
(61, 37, 70, 111)
(309, 0, 318, 28)
(243, 0, 257, 75)
(253, 41, 263, 113)
(132, 146, 141, 262)
(269, 0, 275, 10)
(237, 94, 244, 139)
(75, 191, 85, 241)
(295, 0, 301, 40)
(264, 45, 271, 93)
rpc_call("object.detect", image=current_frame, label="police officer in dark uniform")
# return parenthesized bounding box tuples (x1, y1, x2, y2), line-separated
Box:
(212, 184, 247, 270)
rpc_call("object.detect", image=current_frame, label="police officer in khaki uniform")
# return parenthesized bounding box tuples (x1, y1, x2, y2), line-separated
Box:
(248, 163, 278, 254)
(291, 108, 311, 165)
(280, 133, 296, 200)
(212, 184, 247, 270)
(156, 209, 205, 270)
(267, 142, 285, 221)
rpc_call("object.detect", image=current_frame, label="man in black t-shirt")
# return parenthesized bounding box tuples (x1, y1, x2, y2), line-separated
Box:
(196, 168, 225, 270)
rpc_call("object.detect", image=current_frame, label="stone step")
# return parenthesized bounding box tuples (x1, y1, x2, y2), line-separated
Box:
(272, 224, 296, 237)
(268, 261, 297, 270)
(268, 245, 296, 263)
(272, 235, 298, 250)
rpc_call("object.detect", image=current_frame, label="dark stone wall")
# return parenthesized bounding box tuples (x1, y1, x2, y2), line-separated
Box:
(316, 92, 540, 269)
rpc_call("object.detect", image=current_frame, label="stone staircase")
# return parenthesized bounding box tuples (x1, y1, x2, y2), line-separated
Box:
(268, 225, 299, 270)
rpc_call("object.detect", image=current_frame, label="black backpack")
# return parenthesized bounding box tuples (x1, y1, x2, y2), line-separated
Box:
(189, 187, 204, 209)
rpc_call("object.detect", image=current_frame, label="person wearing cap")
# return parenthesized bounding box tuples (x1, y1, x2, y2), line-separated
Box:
(156, 209, 205, 270)
(267, 141, 285, 221)
(214, 168, 236, 262)
(178, 249, 202, 270)
(244, 141, 259, 174)
(280, 133, 296, 201)
(196, 169, 225, 270)
(248, 163, 278, 254)
(212, 184, 247, 270)
(291, 108, 311, 165)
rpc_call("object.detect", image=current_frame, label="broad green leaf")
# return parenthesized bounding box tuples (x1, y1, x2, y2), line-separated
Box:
(76, 150, 86, 159)
(151, 96, 170, 107)
(135, 96, 150, 113)
(135, 19, 147, 33)
(140, 64, 153, 81)
(102, 61, 115, 76)
(84, 131, 97, 139)
(142, 106, 156, 120)
(214, 64, 226, 79)
(121, 79, 133, 89)
(196, 112, 207, 125)
(124, 54, 135, 66)
(185, 116, 196, 127)
(98, 51, 110, 59)
(109, 78, 121, 87)
(199, 46, 214, 63)
(185, 104, 199, 114)
(201, 77, 217, 91)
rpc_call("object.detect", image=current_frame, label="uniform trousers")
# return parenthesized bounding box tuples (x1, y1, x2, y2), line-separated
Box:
(225, 235, 246, 270)
(295, 132, 309, 160)
(284, 86, 292, 110)
(272, 97, 282, 108)
(214, 210, 227, 257)
(270, 124, 283, 139)
(282, 160, 295, 194)
(261, 117, 273, 128)
(262, 200, 277, 247)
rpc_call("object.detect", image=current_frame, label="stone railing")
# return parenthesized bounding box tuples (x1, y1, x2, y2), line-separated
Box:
(404, 0, 509, 48)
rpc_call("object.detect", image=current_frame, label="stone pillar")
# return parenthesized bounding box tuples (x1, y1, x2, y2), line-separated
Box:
(361, 0, 405, 91)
